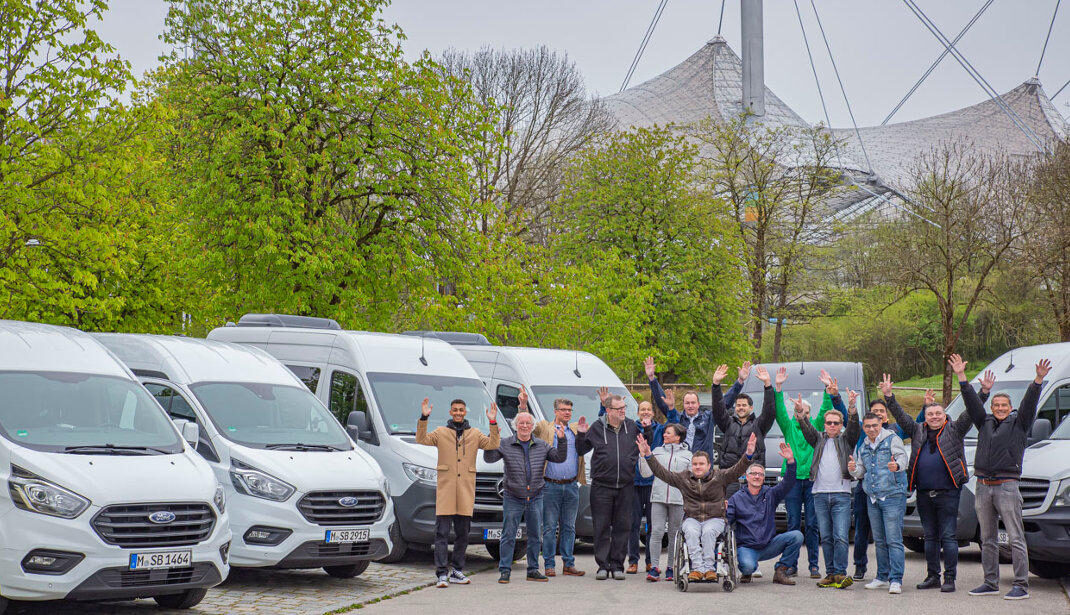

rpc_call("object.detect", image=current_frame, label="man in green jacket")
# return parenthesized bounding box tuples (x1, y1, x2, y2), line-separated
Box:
(775, 369, 845, 578)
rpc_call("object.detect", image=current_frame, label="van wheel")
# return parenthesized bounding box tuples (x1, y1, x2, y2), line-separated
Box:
(153, 588, 208, 609)
(324, 560, 370, 578)
(379, 523, 408, 563)
(903, 537, 925, 553)
(485, 541, 524, 562)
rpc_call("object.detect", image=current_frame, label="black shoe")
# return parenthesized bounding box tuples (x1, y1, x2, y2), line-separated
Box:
(917, 574, 941, 590)
(498, 571, 510, 584)
(852, 567, 866, 581)
(526, 571, 548, 582)
(941, 574, 956, 593)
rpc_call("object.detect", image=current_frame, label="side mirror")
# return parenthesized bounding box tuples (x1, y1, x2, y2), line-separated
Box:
(180, 421, 200, 447)
(347, 411, 376, 444)
(1031, 418, 1052, 442)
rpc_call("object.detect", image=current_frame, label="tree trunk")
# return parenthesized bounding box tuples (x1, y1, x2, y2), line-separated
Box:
(772, 317, 783, 362)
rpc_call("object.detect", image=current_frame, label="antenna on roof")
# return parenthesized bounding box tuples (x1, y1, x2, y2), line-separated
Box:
(573, 351, 582, 379)
(799, 361, 806, 375)
(1006, 352, 1014, 373)
(419, 334, 428, 366)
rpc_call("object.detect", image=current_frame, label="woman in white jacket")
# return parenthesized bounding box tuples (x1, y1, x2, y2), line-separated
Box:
(638, 423, 691, 582)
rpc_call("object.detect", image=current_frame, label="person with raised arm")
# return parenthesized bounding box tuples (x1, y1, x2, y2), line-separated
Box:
(711, 363, 776, 497)
(638, 423, 691, 582)
(645, 356, 717, 458)
(415, 397, 500, 588)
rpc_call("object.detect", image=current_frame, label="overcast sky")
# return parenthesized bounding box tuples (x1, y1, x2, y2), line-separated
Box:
(97, 0, 1069, 127)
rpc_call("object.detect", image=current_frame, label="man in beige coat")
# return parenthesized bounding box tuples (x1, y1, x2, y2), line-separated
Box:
(416, 397, 500, 588)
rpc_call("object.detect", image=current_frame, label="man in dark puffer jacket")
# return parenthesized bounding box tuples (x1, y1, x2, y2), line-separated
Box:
(484, 412, 568, 583)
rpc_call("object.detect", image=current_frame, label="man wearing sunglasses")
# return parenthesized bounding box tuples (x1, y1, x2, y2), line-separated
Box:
(795, 394, 860, 589)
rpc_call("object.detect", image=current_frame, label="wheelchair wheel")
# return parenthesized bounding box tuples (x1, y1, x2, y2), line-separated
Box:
(722, 579, 735, 592)
(673, 530, 688, 592)
(723, 525, 739, 586)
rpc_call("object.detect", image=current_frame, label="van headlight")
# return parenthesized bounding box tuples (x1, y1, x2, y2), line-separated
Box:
(213, 483, 226, 513)
(9, 466, 90, 519)
(402, 463, 437, 485)
(230, 460, 295, 501)
(1055, 479, 1070, 508)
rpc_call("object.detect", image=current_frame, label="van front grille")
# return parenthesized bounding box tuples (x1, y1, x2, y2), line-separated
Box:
(297, 491, 385, 526)
(1019, 478, 1050, 510)
(475, 473, 504, 507)
(91, 503, 215, 548)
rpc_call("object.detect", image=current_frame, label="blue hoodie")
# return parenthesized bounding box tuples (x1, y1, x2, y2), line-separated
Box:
(726, 463, 798, 550)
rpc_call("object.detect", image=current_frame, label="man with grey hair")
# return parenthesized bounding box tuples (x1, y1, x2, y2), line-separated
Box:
(576, 393, 650, 580)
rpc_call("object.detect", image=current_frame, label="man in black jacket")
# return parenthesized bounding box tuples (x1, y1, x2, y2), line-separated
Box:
(484, 412, 568, 584)
(576, 394, 651, 580)
(712, 364, 776, 497)
(955, 354, 1048, 601)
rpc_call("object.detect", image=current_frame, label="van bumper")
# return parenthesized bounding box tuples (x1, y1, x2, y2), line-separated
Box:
(394, 482, 514, 545)
(1022, 506, 1070, 561)
(0, 507, 230, 602)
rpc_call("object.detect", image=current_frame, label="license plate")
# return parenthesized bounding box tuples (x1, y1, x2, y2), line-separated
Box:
(776, 502, 786, 513)
(325, 528, 370, 543)
(129, 550, 192, 570)
(483, 528, 525, 541)
(997, 530, 1009, 545)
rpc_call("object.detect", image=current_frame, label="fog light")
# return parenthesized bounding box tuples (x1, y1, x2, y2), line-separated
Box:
(21, 549, 84, 575)
(220, 541, 231, 565)
(243, 525, 292, 546)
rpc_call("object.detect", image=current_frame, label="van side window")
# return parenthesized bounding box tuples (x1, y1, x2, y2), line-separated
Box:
(286, 365, 322, 393)
(496, 384, 521, 421)
(330, 370, 369, 424)
(1038, 384, 1070, 430)
(144, 383, 198, 422)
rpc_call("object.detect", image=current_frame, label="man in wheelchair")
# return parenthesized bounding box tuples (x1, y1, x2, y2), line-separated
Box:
(638, 432, 756, 582)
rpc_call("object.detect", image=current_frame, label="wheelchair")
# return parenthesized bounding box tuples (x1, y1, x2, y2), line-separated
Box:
(672, 521, 739, 593)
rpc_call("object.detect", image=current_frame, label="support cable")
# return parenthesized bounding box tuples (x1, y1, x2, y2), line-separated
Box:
(620, 0, 669, 92)
(717, 0, 727, 36)
(1036, 0, 1061, 77)
(1052, 76, 1070, 99)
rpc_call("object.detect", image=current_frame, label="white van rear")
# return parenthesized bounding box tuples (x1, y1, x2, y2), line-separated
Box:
(94, 334, 393, 579)
(0, 321, 230, 612)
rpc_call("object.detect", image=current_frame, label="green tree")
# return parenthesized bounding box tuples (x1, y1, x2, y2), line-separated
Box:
(552, 126, 748, 381)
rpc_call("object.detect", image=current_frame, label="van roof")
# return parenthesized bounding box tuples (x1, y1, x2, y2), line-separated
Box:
(742, 361, 864, 393)
(982, 342, 1070, 383)
(456, 345, 625, 387)
(93, 333, 301, 387)
(0, 320, 131, 379)
(207, 326, 483, 380)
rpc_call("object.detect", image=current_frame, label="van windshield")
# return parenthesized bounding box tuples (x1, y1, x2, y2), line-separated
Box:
(944, 381, 1036, 440)
(190, 382, 352, 450)
(0, 371, 184, 453)
(365, 372, 509, 436)
(529, 385, 638, 424)
(1051, 415, 1070, 439)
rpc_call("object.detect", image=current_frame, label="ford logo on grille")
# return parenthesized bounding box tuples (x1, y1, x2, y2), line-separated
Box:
(148, 511, 176, 524)
(337, 496, 359, 508)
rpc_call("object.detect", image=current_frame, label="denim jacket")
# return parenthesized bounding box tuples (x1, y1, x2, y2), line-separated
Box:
(850, 428, 908, 501)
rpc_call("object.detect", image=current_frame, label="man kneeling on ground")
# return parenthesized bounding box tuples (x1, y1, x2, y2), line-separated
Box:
(726, 442, 802, 586)
(637, 432, 755, 582)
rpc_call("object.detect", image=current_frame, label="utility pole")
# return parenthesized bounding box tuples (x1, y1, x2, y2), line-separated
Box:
(741, 0, 765, 116)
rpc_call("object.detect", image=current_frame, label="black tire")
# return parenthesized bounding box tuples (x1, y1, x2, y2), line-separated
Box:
(673, 530, 688, 592)
(1028, 559, 1070, 579)
(485, 541, 525, 562)
(153, 588, 208, 609)
(324, 560, 371, 578)
(378, 522, 408, 563)
(723, 580, 734, 592)
(903, 537, 925, 553)
(0, 596, 8, 614)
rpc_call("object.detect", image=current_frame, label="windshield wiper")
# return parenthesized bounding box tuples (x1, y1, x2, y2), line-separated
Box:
(63, 444, 170, 455)
(263, 443, 345, 451)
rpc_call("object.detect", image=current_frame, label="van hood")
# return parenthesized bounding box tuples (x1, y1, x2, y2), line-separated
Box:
(228, 446, 385, 491)
(1022, 440, 1070, 481)
(394, 436, 504, 473)
(12, 449, 217, 505)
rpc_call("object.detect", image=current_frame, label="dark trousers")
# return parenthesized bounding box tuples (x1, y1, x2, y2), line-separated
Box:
(591, 483, 634, 572)
(916, 488, 961, 577)
(628, 484, 653, 565)
(785, 478, 819, 572)
(852, 483, 871, 571)
(434, 514, 472, 577)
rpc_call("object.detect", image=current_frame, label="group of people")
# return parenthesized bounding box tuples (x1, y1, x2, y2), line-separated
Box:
(415, 354, 1047, 601)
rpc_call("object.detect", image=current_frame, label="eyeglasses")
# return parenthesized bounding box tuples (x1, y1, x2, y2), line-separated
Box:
(825, 420, 842, 426)
(747, 471, 765, 477)
(608, 406, 627, 411)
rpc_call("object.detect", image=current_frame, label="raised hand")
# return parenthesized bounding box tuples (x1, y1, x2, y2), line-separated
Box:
(554, 423, 566, 439)
(847, 388, 858, 413)
(818, 369, 832, 388)
(887, 460, 899, 472)
(576, 416, 589, 433)
(662, 388, 676, 410)
(518, 385, 529, 410)
(923, 388, 936, 406)
(644, 356, 657, 380)
(738, 360, 753, 383)
(746, 432, 757, 456)
(791, 395, 808, 419)
(1036, 358, 1052, 383)
(640, 414, 653, 427)
(486, 402, 498, 422)
(421, 397, 432, 417)
(775, 366, 788, 390)
(827, 377, 839, 397)
(948, 354, 967, 379)
(847, 455, 856, 474)
(597, 386, 610, 405)
(779, 441, 795, 464)
(755, 365, 771, 387)
(712, 364, 729, 386)
(878, 373, 893, 398)
(979, 370, 996, 394)
(637, 433, 651, 457)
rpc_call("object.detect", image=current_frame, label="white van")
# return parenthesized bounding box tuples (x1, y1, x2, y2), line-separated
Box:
(410, 332, 638, 540)
(94, 334, 393, 579)
(0, 321, 230, 612)
(207, 315, 516, 562)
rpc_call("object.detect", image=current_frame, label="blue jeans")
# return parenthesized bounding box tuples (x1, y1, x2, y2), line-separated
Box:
(500, 493, 542, 573)
(784, 478, 819, 571)
(541, 481, 579, 569)
(867, 493, 906, 583)
(916, 488, 960, 577)
(852, 483, 870, 570)
(737, 531, 804, 576)
(813, 491, 852, 575)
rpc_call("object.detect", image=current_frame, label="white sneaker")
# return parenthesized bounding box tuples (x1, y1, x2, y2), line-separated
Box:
(448, 570, 471, 584)
(753, 566, 763, 578)
(865, 579, 889, 590)
(889, 582, 902, 594)
(436, 575, 449, 588)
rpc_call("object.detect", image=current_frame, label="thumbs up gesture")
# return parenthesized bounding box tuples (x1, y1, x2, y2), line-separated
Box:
(847, 454, 856, 474)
